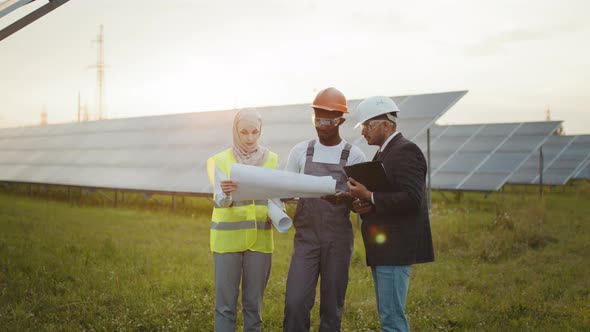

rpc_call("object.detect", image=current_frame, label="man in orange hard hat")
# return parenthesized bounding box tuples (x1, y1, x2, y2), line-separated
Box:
(283, 87, 367, 332)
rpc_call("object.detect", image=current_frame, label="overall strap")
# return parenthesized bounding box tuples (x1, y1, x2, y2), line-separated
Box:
(305, 139, 315, 164)
(339, 143, 352, 167)
(303, 139, 315, 174)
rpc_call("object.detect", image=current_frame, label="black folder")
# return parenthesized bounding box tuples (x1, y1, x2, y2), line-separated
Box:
(344, 161, 391, 192)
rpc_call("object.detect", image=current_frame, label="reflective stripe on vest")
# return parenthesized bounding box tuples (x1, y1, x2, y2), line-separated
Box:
(208, 148, 278, 253)
(211, 220, 272, 230)
(213, 200, 269, 208)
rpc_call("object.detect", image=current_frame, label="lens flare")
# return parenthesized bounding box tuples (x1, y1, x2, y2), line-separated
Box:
(375, 233, 386, 244)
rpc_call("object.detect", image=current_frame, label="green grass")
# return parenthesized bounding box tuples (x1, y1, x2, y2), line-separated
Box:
(0, 182, 589, 331)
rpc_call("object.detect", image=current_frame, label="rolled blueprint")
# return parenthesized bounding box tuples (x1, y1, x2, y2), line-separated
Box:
(268, 202, 292, 233)
(230, 163, 336, 201)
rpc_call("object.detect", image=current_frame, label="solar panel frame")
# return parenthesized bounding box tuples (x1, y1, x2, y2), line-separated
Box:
(508, 135, 590, 185)
(414, 121, 562, 191)
(457, 121, 562, 191)
(508, 135, 575, 184)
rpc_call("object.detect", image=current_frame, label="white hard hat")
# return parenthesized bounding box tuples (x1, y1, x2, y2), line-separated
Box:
(354, 96, 400, 129)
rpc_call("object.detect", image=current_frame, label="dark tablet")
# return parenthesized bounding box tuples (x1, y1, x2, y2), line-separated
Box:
(344, 161, 391, 192)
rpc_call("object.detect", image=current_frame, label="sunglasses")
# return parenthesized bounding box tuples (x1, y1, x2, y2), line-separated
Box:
(313, 116, 342, 128)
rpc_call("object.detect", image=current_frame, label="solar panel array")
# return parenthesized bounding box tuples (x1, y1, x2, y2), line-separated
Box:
(0, 110, 234, 194)
(0, 91, 467, 195)
(565, 136, 590, 181)
(414, 121, 562, 191)
(509, 135, 590, 185)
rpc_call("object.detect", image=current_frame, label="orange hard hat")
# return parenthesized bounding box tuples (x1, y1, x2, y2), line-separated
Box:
(310, 87, 348, 113)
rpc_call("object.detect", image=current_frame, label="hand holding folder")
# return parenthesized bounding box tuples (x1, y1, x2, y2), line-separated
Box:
(343, 161, 391, 192)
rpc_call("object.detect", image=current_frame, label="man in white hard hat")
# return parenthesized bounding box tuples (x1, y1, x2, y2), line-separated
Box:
(347, 96, 434, 332)
(283, 87, 367, 332)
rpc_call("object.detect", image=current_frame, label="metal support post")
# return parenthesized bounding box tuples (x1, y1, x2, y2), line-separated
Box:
(539, 146, 544, 199)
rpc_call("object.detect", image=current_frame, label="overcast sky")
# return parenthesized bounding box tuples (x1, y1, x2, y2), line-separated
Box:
(1, 0, 589, 134)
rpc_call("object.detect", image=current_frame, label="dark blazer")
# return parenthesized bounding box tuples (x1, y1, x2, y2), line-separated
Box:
(360, 133, 434, 266)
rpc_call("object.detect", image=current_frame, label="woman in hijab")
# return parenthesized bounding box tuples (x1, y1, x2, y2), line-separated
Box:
(206, 108, 281, 332)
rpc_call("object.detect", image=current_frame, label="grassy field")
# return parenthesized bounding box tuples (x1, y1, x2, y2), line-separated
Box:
(0, 182, 589, 331)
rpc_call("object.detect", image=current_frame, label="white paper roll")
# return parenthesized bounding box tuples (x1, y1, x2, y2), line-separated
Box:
(230, 163, 336, 201)
(268, 202, 292, 233)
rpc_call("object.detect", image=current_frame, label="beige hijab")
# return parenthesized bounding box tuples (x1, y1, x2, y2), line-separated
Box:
(232, 109, 269, 166)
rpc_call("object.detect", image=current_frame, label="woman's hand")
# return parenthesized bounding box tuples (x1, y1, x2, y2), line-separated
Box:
(220, 180, 239, 196)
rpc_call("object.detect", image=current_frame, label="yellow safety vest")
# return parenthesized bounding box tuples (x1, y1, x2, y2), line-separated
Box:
(206, 148, 278, 253)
